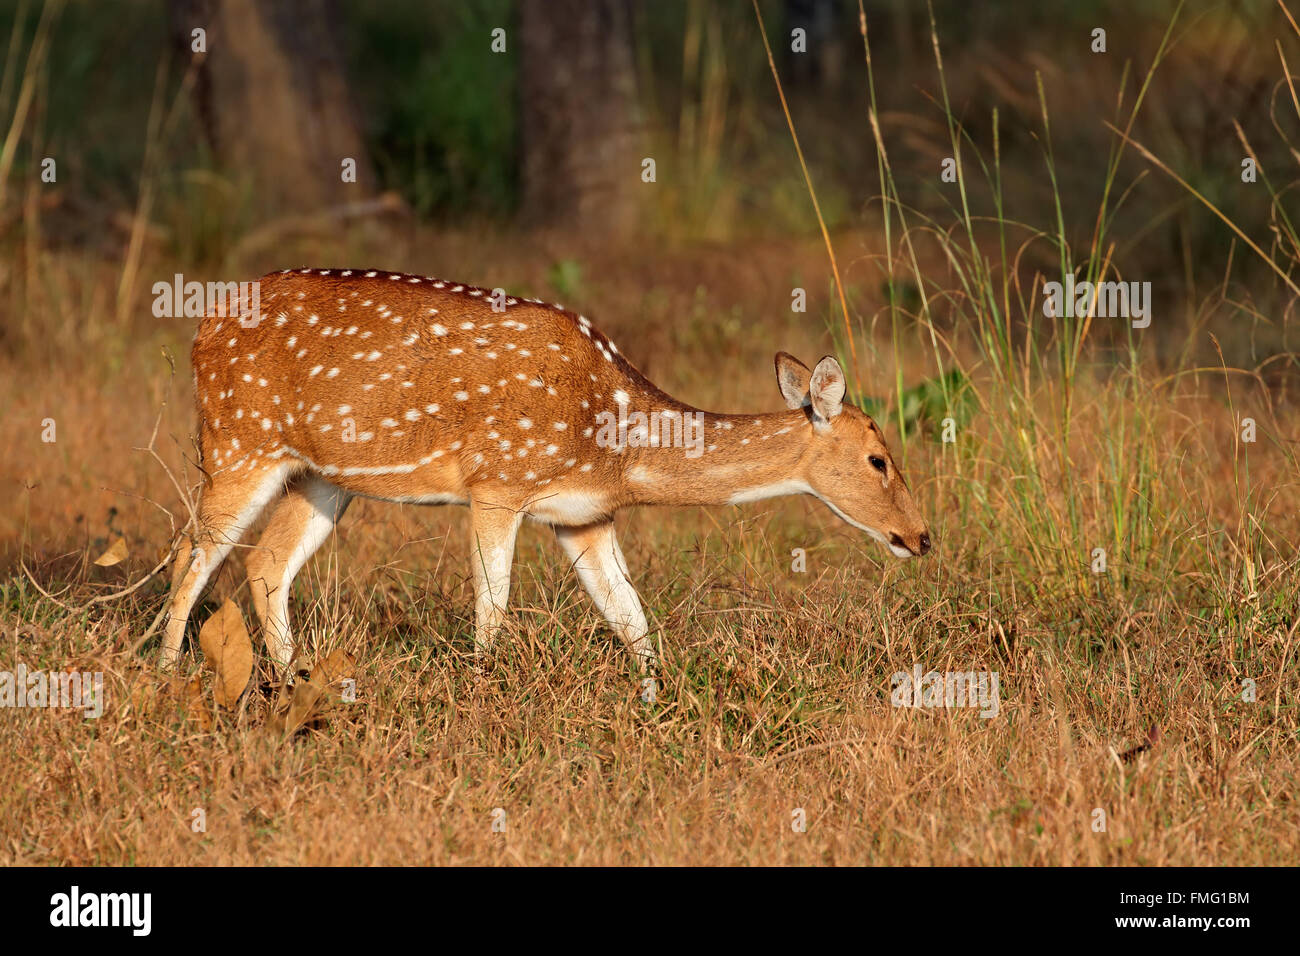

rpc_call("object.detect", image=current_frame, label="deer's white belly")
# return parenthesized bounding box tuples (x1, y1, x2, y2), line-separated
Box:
(523, 490, 613, 526)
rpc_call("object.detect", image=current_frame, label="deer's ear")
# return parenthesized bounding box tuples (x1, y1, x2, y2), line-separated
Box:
(774, 352, 812, 409)
(809, 356, 846, 421)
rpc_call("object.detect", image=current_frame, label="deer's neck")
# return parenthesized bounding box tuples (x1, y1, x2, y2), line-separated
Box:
(617, 408, 812, 508)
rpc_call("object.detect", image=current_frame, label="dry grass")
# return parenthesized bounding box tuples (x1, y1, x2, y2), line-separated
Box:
(0, 223, 1296, 866)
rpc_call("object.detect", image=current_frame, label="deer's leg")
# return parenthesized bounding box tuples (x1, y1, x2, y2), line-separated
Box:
(555, 520, 654, 669)
(246, 474, 352, 672)
(469, 495, 523, 655)
(160, 463, 295, 670)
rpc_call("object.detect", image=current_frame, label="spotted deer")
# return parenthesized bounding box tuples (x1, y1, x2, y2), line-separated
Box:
(159, 268, 930, 674)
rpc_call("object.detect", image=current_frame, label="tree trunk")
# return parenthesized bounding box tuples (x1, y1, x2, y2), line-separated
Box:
(518, 0, 642, 235)
(170, 0, 374, 217)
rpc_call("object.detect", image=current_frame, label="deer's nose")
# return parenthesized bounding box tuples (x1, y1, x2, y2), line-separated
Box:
(918, 533, 932, 555)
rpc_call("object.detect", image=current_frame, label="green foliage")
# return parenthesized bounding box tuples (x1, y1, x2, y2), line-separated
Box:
(546, 258, 584, 301)
(347, 0, 517, 218)
(860, 368, 972, 440)
(0, 1, 180, 196)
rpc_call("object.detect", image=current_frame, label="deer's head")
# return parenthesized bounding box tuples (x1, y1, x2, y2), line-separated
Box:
(775, 352, 931, 558)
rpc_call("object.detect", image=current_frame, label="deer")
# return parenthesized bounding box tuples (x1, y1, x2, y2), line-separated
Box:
(158, 268, 931, 676)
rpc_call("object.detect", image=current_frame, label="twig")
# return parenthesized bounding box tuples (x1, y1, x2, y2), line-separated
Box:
(85, 542, 181, 607)
(19, 560, 76, 610)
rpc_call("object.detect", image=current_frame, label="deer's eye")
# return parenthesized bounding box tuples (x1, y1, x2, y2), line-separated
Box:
(869, 456, 887, 473)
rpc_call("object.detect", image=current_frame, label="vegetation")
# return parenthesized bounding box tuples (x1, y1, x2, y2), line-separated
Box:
(0, 0, 1295, 864)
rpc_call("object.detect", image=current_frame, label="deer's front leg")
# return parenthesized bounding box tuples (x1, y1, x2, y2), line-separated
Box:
(469, 495, 523, 656)
(555, 520, 655, 670)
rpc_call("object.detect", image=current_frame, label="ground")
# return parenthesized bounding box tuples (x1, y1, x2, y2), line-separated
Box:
(0, 227, 1295, 865)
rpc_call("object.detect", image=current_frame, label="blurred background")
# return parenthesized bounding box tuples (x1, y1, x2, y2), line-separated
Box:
(1, 0, 1297, 588)
(1, 0, 1295, 360)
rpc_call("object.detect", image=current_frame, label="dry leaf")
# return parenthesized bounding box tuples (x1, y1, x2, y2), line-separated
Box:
(268, 649, 356, 737)
(198, 599, 254, 708)
(315, 648, 356, 686)
(93, 537, 128, 567)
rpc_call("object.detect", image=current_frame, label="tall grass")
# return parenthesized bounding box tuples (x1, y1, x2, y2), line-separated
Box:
(840, 0, 1295, 614)
(742, 0, 1299, 706)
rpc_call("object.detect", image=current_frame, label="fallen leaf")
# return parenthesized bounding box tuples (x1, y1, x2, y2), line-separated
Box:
(267, 649, 356, 737)
(315, 648, 356, 686)
(198, 599, 254, 708)
(93, 537, 128, 567)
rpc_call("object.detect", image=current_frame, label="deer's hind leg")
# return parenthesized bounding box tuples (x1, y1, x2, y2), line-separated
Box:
(246, 473, 352, 671)
(160, 463, 297, 670)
